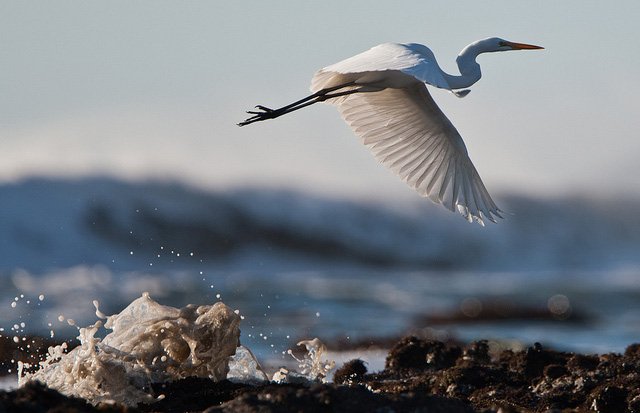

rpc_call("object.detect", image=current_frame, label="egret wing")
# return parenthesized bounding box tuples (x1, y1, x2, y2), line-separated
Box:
(311, 43, 452, 93)
(332, 83, 502, 224)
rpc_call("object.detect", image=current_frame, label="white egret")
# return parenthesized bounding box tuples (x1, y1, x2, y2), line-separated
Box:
(239, 38, 543, 225)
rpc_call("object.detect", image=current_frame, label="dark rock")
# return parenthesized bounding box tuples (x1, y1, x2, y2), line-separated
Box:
(0, 381, 128, 413)
(567, 354, 599, 371)
(520, 342, 569, 379)
(591, 386, 628, 413)
(333, 359, 367, 385)
(4, 338, 640, 413)
(205, 383, 474, 413)
(147, 378, 244, 412)
(544, 364, 568, 379)
(461, 340, 491, 365)
(624, 343, 640, 358)
(386, 336, 461, 371)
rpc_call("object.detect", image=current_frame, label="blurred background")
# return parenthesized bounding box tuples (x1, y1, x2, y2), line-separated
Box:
(1, 1, 640, 362)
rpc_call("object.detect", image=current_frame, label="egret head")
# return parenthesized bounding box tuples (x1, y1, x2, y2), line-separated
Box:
(480, 37, 544, 53)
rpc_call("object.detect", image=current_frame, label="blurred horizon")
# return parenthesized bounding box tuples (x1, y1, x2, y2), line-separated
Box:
(2, 175, 640, 273)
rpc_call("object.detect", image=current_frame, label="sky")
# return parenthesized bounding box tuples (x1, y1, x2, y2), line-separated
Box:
(2, 1, 640, 204)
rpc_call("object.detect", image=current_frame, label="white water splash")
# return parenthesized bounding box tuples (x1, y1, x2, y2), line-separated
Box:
(274, 338, 335, 383)
(227, 345, 269, 383)
(18, 292, 241, 406)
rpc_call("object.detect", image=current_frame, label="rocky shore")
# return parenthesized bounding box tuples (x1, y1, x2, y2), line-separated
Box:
(2, 335, 640, 412)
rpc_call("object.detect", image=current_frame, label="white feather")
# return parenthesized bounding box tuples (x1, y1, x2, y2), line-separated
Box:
(314, 71, 501, 224)
(312, 43, 453, 93)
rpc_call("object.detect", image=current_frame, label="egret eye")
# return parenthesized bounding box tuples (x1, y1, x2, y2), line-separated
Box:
(499, 41, 508, 47)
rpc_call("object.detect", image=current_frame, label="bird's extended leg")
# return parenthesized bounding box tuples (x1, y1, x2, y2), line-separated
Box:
(238, 82, 364, 126)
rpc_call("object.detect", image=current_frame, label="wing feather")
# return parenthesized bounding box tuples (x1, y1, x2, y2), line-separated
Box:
(328, 82, 501, 224)
(396, 136, 441, 175)
(439, 159, 456, 203)
(311, 43, 452, 92)
(414, 142, 447, 191)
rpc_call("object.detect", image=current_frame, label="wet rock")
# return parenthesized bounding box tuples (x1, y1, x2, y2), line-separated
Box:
(629, 394, 640, 412)
(567, 353, 599, 371)
(205, 383, 474, 413)
(149, 378, 244, 412)
(333, 359, 367, 385)
(461, 340, 491, 365)
(386, 336, 461, 371)
(590, 385, 628, 413)
(520, 342, 569, 379)
(543, 364, 568, 379)
(624, 343, 640, 358)
(4, 337, 640, 412)
(442, 366, 502, 397)
(0, 381, 127, 413)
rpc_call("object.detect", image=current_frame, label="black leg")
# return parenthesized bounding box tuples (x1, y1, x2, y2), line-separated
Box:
(238, 82, 362, 127)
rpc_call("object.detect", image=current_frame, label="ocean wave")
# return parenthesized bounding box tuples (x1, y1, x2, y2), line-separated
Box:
(0, 177, 639, 272)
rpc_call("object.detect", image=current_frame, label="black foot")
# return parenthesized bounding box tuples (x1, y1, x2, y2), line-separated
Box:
(238, 105, 280, 126)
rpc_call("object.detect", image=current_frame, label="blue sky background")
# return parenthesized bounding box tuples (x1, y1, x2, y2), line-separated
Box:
(2, 1, 639, 204)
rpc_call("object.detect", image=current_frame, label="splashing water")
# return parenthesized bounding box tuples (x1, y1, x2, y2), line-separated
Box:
(18, 293, 242, 406)
(294, 338, 336, 382)
(227, 345, 269, 384)
(273, 338, 335, 383)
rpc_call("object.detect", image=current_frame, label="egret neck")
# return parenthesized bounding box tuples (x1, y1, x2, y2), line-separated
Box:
(442, 42, 487, 90)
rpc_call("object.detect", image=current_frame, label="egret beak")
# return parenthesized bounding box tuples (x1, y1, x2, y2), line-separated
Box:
(505, 41, 544, 50)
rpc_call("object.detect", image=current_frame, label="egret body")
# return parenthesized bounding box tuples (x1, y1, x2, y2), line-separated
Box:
(239, 38, 543, 225)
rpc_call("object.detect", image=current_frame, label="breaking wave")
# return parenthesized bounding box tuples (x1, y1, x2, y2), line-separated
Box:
(0, 177, 639, 273)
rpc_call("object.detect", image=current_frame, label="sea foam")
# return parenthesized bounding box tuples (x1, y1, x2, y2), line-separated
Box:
(19, 293, 244, 406)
